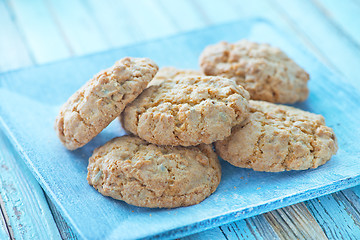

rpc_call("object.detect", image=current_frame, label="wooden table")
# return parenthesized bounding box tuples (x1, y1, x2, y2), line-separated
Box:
(1, 0, 360, 239)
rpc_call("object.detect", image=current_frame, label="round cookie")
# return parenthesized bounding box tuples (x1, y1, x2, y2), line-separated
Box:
(55, 57, 158, 150)
(87, 135, 221, 208)
(121, 75, 250, 146)
(148, 66, 202, 86)
(199, 40, 309, 103)
(215, 100, 338, 172)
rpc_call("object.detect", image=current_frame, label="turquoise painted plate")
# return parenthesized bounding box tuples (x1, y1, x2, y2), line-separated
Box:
(1, 19, 360, 239)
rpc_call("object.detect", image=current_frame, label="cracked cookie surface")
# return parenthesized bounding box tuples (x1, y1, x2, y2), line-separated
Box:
(55, 57, 158, 150)
(87, 135, 221, 208)
(121, 75, 250, 146)
(148, 66, 202, 86)
(199, 40, 309, 103)
(215, 100, 338, 172)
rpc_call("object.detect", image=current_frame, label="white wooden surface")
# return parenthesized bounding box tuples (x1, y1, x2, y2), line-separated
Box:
(1, 0, 360, 239)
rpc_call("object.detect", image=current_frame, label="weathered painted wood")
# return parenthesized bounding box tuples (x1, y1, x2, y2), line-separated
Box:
(341, 187, 360, 228)
(0, 130, 61, 240)
(185, 215, 275, 240)
(46, 195, 78, 240)
(264, 203, 328, 240)
(8, 0, 71, 63)
(191, 204, 325, 240)
(272, 0, 360, 89)
(348, 185, 360, 205)
(192, 0, 239, 24)
(332, 191, 360, 227)
(306, 193, 360, 239)
(46, 0, 110, 55)
(83, 0, 136, 48)
(314, 0, 360, 45)
(120, 0, 178, 40)
(0, 201, 11, 240)
(183, 224, 245, 240)
(0, 0, 33, 72)
(156, 0, 207, 31)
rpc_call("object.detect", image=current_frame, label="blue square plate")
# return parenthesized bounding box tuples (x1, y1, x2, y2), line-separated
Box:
(1, 19, 360, 239)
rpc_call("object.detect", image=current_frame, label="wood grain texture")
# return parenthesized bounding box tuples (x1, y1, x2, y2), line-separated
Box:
(185, 214, 280, 240)
(314, 0, 360, 45)
(0, 0, 33, 72)
(46, 0, 110, 55)
(0, 130, 61, 240)
(264, 203, 328, 240)
(84, 0, 136, 48)
(156, 0, 207, 31)
(7, 0, 71, 63)
(193, 0, 239, 24)
(306, 192, 360, 239)
(273, 0, 360, 90)
(0, 197, 11, 240)
(349, 185, 360, 207)
(121, 0, 178, 40)
(45, 195, 78, 240)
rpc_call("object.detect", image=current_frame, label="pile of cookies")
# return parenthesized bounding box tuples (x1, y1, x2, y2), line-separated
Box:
(55, 40, 338, 208)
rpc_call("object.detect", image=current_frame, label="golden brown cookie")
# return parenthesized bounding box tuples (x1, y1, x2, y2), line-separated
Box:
(148, 66, 202, 86)
(121, 75, 250, 146)
(87, 135, 221, 208)
(55, 57, 158, 150)
(215, 100, 338, 172)
(199, 40, 309, 103)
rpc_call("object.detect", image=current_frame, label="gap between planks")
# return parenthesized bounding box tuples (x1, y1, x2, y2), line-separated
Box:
(45, 194, 78, 240)
(264, 202, 328, 240)
(0, 194, 13, 240)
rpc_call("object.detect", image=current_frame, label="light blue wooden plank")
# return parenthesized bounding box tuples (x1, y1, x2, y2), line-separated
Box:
(273, 0, 360, 89)
(46, 196, 78, 240)
(185, 204, 327, 240)
(264, 204, 327, 239)
(47, 0, 110, 55)
(306, 193, 360, 239)
(0, 206, 10, 240)
(246, 215, 279, 239)
(315, 0, 360, 45)
(332, 191, 360, 227)
(84, 0, 137, 47)
(183, 225, 236, 240)
(343, 186, 360, 217)
(183, 217, 266, 240)
(0, 0, 33, 71)
(8, 0, 71, 64)
(156, 0, 207, 31)
(120, 0, 178, 40)
(350, 185, 360, 200)
(0, 130, 61, 240)
(192, 0, 239, 24)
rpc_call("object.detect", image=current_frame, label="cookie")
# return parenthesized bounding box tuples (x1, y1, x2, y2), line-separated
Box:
(215, 100, 338, 172)
(87, 135, 221, 208)
(199, 40, 309, 103)
(55, 57, 158, 150)
(148, 66, 202, 86)
(121, 75, 250, 146)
